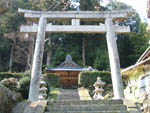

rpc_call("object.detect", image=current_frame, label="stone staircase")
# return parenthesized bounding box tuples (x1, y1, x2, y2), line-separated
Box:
(44, 100, 128, 113)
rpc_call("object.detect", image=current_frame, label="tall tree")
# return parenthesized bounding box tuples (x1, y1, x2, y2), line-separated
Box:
(79, 0, 106, 66)
(46, 38, 53, 66)
(0, 0, 9, 14)
(82, 37, 86, 65)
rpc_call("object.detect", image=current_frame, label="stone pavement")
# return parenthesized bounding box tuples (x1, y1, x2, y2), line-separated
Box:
(78, 87, 92, 100)
(57, 89, 80, 100)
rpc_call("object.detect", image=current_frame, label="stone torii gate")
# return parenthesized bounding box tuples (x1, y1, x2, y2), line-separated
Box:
(18, 8, 130, 101)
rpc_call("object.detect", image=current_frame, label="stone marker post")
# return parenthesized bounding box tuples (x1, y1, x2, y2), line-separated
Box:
(29, 16, 47, 101)
(105, 17, 124, 99)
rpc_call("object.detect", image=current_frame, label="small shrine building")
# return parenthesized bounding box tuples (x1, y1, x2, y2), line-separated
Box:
(46, 55, 89, 87)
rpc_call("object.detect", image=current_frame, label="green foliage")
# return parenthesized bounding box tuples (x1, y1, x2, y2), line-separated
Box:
(122, 67, 144, 80)
(23, 70, 31, 77)
(49, 87, 60, 100)
(0, 12, 24, 33)
(18, 77, 30, 99)
(0, 77, 18, 91)
(0, 38, 12, 71)
(0, 72, 24, 81)
(93, 42, 110, 70)
(43, 73, 60, 88)
(106, 1, 133, 10)
(78, 71, 112, 90)
(127, 22, 150, 63)
(51, 47, 66, 67)
(122, 65, 150, 80)
(26, 0, 71, 11)
(80, 0, 95, 11)
(0, 72, 30, 99)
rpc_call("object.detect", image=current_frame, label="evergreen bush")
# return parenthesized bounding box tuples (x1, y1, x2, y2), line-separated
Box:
(18, 77, 30, 99)
(0, 72, 30, 99)
(0, 72, 23, 81)
(0, 77, 18, 91)
(78, 71, 112, 90)
(43, 73, 60, 88)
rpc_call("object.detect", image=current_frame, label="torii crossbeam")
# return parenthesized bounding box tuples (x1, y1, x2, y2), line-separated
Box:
(18, 8, 130, 101)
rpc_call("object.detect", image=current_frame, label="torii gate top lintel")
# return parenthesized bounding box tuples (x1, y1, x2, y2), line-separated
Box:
(18, 8, 129, 21)
(19, 8, 130, 34)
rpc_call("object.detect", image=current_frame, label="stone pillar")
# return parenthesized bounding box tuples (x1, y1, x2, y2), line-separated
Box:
(105, 17, 124, 99)
(29, 16, 47, 101)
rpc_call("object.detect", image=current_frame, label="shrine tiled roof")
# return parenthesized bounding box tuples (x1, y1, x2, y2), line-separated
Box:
(46, 55, 89, 71)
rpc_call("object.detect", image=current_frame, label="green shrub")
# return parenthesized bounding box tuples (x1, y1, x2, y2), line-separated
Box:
(78, 71, 112, 90)
(43, 73, 60, 88)
(18, 77, 30, 99)
(0, 72, 24, 81)
(23, 70, 31, 77)
(0, 77, 18, 91)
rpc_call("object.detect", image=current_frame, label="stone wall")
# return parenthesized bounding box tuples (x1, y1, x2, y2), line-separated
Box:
(124, 71, 150, 112)
(12, 100, 47, 113)
(124, 71, 150, 102)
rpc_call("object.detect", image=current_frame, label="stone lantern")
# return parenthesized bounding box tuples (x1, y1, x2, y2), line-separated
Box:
(93, 77, 105, 100)
(38, 76, 47, 100)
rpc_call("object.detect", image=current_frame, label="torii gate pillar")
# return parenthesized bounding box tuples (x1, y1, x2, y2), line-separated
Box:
(29, 16, 47, 101)
(105, 17, 124, 99)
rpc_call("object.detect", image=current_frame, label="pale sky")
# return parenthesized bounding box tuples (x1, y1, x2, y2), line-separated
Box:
(73, 0, 148, 22)
(117, 0, 147, 21)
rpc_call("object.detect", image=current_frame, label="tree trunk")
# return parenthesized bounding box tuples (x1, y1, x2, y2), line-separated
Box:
(0, 54, 1, 69)
(82, 37, 86, 66)
(9, 46, 14, 72)
(0, 0, 9, 13)
(30, 34, 36, 68)
(46, 39, 53, 66)
(26, 34, 35, 70)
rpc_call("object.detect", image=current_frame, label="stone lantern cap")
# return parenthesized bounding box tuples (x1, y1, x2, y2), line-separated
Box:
(40, 80, 46, 86)
(94, 77, 105, 87)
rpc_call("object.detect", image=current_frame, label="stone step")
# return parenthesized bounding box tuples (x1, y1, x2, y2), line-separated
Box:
(47, 100, 123, 106)
(45, 111, 127, 113)
(46, 105, 127, 112)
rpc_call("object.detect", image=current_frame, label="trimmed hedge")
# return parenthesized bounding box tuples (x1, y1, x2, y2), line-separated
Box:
(18, 77, 30, 99)
(78, 71, 112, 90)
(43, 73, 60, 88)
(0, 72, 24, 81)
